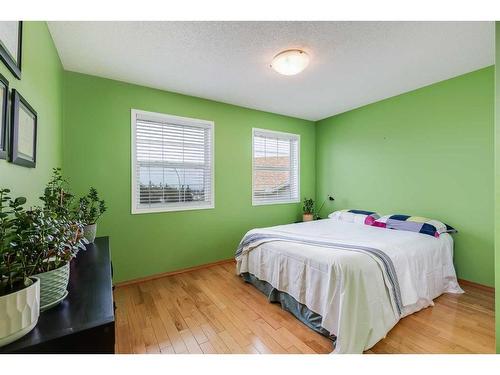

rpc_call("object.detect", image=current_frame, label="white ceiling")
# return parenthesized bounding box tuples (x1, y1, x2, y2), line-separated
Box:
(48, 21, 494, 121)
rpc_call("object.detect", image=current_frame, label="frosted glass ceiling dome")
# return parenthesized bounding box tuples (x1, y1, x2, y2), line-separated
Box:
(270, 49, 310, 76)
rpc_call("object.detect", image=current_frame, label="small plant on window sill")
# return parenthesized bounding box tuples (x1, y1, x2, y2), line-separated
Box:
(302, 198, 315, 222)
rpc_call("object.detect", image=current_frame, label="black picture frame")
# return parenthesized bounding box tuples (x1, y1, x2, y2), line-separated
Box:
(0, 72, 8, 159)
(0, 21, 23, 79)
(10, 89, 37, 168)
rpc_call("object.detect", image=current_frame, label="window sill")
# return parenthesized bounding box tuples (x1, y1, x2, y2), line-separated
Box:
(131, 203, 214, 214)
(252, 199, 300, 207)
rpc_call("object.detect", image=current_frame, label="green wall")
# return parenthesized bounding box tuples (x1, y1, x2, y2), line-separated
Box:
(0, 22, 63, 202)
(316, 67, 495, 287)
(63, 68, 494, 286)
(495, 22, 499, 354)
(62, 71, 315, 282)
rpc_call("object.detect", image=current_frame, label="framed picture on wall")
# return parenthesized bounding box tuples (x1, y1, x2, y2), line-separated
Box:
(0, 72, 8, 159)
(0, 21, 22, 79)
(10, 89, 37, 168)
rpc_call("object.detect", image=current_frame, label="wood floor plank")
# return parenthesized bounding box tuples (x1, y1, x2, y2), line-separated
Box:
(254, 318, 293, 349)
(275, 327, 317, 354)
(143, 326, 161, 354)
(243, 344, 260, 354)
(122, 286, 147, 353)
(114, 288, 133, 354)
(160, 345, 175, 354)
(180, 329, 203, 354)
(218, 330, 245, 353)
(140, 289, 173, 350)
(200, 323, 231, 354)
(248, 336, 273, 354)
(286, 345, 302, 354)
(114, 263, 495, 354)
(200, 341, 217, 354)
(153, 294, 188, 353)
(184, 316, 209, 345)
(206, 305, 252, 347)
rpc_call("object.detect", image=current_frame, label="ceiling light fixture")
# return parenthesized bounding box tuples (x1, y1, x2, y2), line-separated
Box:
(271, 49, 310, 76)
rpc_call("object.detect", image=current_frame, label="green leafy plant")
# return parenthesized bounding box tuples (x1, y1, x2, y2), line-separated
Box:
(0, 189, 30, 296)
(25, 168, 87, 273)
(303, 198, 315, 215)
(11, 207, 81, 274)
(1, 169, 89, 296)
(40, 168, 75, 220)
(41, 167, 85, 239)
(77, 187, 107, 225)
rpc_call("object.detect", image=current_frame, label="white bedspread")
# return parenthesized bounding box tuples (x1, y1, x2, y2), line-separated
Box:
(235, 219, 463, 353)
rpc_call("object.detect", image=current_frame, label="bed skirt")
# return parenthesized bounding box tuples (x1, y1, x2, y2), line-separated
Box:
(240, 272, 336, 348)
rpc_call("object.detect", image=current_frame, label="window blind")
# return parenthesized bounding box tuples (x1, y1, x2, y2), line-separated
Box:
(252, 128, 300, 205)
(131, 110, 214, 213)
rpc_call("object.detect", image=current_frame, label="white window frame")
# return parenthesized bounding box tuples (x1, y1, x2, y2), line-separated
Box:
(252, 128, 300, 206)
(131, 109, 215, 214)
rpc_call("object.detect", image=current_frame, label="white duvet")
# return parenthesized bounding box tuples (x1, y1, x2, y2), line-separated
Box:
(235, 219, 463, 354)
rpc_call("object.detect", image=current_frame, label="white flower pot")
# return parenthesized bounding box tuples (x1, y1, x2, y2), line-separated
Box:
(0, 278, 40, 347)
(83, 223, 97, 243)
(34, 262, 70, 311)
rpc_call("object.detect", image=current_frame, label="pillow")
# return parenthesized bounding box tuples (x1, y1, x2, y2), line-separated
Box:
(372, 214, 457, 238)
(328, 209, 381, 225)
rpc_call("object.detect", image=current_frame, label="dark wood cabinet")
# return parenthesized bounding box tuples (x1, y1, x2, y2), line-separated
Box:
(0, 237, 115, 354)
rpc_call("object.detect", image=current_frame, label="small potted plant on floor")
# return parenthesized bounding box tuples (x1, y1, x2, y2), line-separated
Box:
(303, 198, 315, 222)
(76, 187, 107, 243)
(0, 189, 40, 347)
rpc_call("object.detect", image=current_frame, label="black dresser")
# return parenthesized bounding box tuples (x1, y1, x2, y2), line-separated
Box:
(0, 237, 115, 353)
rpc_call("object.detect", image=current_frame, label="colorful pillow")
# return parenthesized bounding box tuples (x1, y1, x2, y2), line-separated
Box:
(328, 209, 381, 225)
(372, 214, 457, 238)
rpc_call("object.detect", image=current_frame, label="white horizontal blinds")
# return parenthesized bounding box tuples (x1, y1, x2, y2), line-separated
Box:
(133, 111, 213, 212)
(253, 129, 299, 204)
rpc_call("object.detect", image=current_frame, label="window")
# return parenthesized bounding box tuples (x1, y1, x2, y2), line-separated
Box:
(252, 128, 300, 205)
(131, 109, 214, 214)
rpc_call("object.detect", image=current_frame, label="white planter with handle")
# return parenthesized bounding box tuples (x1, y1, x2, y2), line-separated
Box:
(0, 277, 40, 347)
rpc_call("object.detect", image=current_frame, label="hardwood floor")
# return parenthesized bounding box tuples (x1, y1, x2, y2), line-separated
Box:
(114, 262, 495, 354)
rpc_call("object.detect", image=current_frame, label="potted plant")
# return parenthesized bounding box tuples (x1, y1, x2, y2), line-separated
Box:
(40, 168, 86, 243)
(0, 189, 40, 347)
(76, 187, 107, 243)
(28, 168, 86, 311)
(303, 198, 315, 222)
(13, 207, 81, 311)
(40, 168, 76, 218)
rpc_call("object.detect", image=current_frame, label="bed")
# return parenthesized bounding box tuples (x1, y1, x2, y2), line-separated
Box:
(235, 218, 463, 354)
